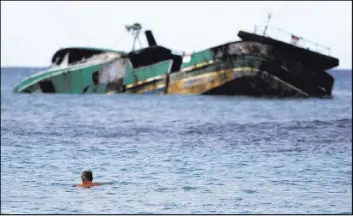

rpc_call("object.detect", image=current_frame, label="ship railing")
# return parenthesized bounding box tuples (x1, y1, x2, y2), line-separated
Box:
(253, 25, 331, 56)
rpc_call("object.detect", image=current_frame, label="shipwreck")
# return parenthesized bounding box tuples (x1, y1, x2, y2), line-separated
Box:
(13, 22, 339, 97)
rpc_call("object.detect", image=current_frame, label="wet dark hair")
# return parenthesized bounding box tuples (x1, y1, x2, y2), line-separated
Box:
(81, 170, 93, 182)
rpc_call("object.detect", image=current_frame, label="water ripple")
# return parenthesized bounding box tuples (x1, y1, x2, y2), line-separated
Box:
(1, 68, 352, 214)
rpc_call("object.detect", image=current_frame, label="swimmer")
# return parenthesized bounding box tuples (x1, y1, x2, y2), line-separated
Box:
(75, 170, 101, 188)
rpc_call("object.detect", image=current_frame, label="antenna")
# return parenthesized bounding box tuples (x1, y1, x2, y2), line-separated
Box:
(263, 13, 272, 36)
(125, 23, 143, 51)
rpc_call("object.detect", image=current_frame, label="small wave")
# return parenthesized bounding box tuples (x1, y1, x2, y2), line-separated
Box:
(274, 147, 305, 153)
(179, 118, 352, 136)
(119, 181, 134, 185)
(338, 212, 352, 214)
(242, 189, 257, 194)
(285, 118, 352, 130)
(155, 187, 172, 192)
(182, 186, 198, 191)
(1, 210, 25, 214)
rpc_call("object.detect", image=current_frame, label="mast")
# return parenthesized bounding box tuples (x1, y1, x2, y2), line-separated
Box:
(263, 13, 272, 36)
(125, 23, 143, 51)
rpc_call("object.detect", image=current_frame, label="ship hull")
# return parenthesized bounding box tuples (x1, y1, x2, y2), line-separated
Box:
(14, 60, 333, 98)
(13, 29, 338, 98)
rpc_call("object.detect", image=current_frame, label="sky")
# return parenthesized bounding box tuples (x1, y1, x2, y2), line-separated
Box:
(1, 1, 352, 68)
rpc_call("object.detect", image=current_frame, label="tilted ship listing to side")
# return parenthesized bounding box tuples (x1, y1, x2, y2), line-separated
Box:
(13, 23, 339, 97)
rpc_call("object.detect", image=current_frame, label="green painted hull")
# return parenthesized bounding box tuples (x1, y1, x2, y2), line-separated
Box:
(14, 62, 111, 94)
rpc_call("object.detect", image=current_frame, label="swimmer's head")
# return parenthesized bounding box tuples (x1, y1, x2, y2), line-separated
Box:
(81, 170, 93, 182)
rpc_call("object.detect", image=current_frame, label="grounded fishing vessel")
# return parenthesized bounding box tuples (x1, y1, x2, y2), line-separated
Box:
(13, 22, 339, 97)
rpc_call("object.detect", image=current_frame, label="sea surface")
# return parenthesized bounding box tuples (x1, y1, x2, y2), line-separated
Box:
(1, 67, 352, 214)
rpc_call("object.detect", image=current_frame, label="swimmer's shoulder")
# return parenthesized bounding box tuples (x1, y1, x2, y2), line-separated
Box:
(73, 182, 101, 188)
(72, 181, 114, 188)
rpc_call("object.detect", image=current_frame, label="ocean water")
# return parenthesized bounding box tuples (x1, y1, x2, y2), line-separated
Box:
(1, 67, 352, 214)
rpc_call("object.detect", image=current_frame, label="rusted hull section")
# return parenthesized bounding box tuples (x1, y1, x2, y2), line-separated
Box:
(168, 67, 257, 95)
(121, 67, 312, 97)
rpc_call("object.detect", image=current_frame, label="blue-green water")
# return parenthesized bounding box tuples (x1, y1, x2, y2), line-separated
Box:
(1, 67, 352, 214)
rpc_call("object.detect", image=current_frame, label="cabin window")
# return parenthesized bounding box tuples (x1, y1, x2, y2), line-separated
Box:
(39, 80, 56, 93)
(67, 50, 101, 64)
(52, 49, 105, 66)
